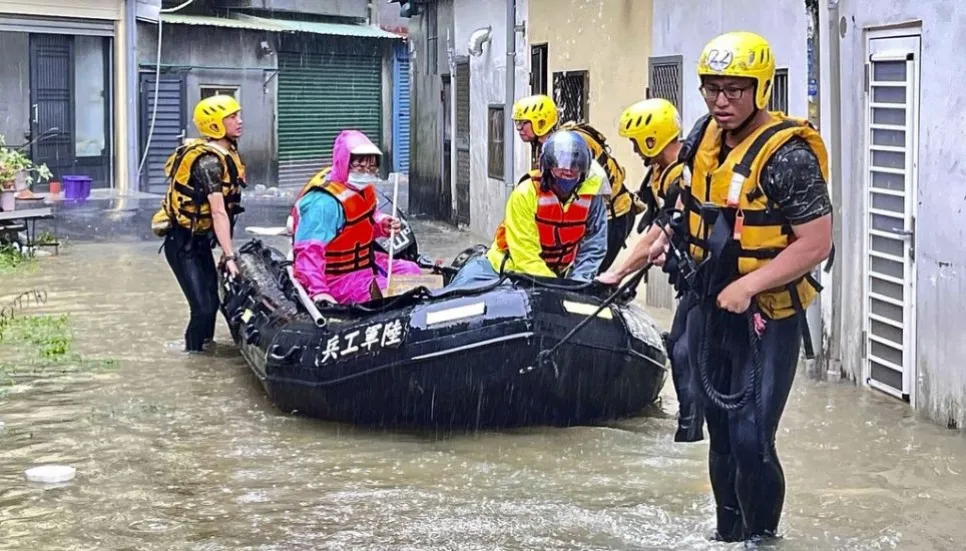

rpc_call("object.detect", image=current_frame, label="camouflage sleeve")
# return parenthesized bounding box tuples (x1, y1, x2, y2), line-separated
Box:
(759, 137, 833, 226)
(190, 153, 224, 196)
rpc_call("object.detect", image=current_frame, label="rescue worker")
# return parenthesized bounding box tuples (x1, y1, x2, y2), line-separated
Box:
(511, 94, 644, 271)
(154, 94, 245, 353)
(596, 98, 704, 443)
(646, 32, 833, 543)
(444, 130, 608, 289)
(290, 130, 421, 305)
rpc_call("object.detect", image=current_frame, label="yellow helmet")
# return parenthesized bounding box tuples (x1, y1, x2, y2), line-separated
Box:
(697, 31, 775, 110)
(193, 95, 241, 139)
(618, 98, 681, 158)
(511, 94, 558, 137)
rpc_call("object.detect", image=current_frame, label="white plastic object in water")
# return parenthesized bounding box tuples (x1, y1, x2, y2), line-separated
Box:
(244, 226, 290, 237)
(24, 465, 76, 483)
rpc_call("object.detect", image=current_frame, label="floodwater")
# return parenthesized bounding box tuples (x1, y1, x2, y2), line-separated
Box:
(2, 224, 966, 550)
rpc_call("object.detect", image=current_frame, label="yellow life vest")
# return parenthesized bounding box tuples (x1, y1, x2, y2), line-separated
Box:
(650, 159, 685, 204)
(559, 121, 645, 220)
(686, 113, 830, 320)
(151, 139, 246, 237)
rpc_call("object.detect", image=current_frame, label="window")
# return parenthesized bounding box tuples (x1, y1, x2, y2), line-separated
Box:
(530, 44, 548, 95)
(487, 105, 504, 180)
(647, 55, 683, 112)
(74, 35, 109, 158)
(769, 68, 789, 113)
(552, 70, 589, 124)
(200, 85, 239, 100)
(426, 2, 438, 75)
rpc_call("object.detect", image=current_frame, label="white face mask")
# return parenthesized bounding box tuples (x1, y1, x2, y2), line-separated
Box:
(347, 172, 379, 188)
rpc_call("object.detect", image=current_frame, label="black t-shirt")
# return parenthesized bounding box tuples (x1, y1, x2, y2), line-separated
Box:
(684, 115, 833, 226)
(191, 152, 224, 196)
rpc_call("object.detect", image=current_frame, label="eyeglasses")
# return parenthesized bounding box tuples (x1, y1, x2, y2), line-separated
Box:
(699, 84, 752, 101)
(349, 160, 378, 173)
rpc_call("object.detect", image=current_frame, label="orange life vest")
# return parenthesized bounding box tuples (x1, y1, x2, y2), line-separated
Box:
(295, 168, 378, 276)
(495, 171, 594, 274)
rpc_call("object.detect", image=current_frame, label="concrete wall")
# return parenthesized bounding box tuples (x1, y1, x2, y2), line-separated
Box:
(137, 22, 278, 187)
(0, 32, 30, 147)
(453, 0, 530, 238)
(651, 0, 812, 132)
(407, 0, 453, 219)
(529, 0, 652, 201)
(829, 0, 966, 428)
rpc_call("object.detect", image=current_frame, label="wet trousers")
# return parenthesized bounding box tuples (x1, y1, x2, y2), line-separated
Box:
(599, 211, 635, 273)
(163, 227, 220, 352)
(664, 292, 704, 442)
(684, 301, 802, 541)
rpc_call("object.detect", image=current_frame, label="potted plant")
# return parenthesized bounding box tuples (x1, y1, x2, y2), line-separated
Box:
(0, 134, 52, 212)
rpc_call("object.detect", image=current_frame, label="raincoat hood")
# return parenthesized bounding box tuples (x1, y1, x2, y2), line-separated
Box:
(330, 130, 382, 184)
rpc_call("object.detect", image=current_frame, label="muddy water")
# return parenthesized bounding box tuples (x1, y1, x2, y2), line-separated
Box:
(2, 230, 966, 550)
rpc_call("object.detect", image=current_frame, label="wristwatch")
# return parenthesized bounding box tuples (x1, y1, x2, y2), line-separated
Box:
(224, 254, 237, 261)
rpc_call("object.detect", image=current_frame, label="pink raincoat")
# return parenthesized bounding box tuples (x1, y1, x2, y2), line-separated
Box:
(290, 130, 420, 304)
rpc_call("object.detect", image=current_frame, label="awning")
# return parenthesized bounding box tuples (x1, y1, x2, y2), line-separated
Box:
(159, 12, 403, 39)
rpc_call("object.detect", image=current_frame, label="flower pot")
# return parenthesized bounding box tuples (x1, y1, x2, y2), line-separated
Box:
(14, 171, 27, 191)
(1, 189, 15, 212)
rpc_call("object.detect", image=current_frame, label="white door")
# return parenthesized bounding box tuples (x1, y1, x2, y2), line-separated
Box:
(862, 33, 920, 404)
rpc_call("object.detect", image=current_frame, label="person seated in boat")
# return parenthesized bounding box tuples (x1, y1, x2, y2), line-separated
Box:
(444, 130, 608, 290)
(289, 130, 421, 306)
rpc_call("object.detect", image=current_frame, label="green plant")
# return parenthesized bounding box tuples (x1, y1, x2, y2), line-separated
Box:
(0, 244, 35, 274)
(0, 134, 52, 189)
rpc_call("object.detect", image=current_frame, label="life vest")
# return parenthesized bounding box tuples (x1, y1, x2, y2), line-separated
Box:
(153, 139, 246, 236)
(495, 170, 595, 275)
(650, 159, 685, 203)
(526, 122, 644, 220)
(292, 168, 378, 276)
(684, 113, 830, 321)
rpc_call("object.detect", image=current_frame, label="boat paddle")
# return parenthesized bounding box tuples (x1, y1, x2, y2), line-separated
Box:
(529, 261, 653, 376)
(385, 172, 401, 291)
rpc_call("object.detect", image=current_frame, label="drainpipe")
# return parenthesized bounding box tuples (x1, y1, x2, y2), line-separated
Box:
(805, 1, 823, 377)
(503, 0, 516, 201)
(826, 0, 844, 379)
(124, 0, 138, 197)
(447, 29, 457, 219)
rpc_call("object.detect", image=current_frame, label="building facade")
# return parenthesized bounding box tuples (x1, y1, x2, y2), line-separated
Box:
(0, 0, 134, 192)
(136, 0, 403, 193)
(822, 0, 966, 429)
(403, 0, 531, 237)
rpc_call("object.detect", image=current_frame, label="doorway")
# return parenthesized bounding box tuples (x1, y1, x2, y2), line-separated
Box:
(28, 32, 112, 189)
(862, 31, 921, 405)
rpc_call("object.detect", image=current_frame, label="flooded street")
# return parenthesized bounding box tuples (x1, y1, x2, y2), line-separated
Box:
(2, 225, 966, 550)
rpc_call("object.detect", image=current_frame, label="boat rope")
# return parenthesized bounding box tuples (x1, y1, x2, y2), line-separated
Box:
(528, 261, 652, 377)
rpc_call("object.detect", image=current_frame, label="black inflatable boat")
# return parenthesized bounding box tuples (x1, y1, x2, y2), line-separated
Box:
(219, 239, 668, 429)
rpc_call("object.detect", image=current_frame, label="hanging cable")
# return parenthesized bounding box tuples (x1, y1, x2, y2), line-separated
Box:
(136, 0, 201, 182)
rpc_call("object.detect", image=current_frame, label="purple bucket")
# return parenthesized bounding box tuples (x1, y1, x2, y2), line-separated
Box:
(62, 175, 92, 202)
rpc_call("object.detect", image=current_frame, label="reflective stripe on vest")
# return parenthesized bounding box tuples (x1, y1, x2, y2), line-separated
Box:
(532, 181, 593, 272)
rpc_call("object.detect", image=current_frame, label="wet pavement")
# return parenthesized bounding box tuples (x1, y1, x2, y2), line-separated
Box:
(1, 210, 966, 550)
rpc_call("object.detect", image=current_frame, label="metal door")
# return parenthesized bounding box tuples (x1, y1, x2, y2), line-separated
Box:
(862, 34, 920, 404)
(454, 59, 471, 226)
(139, 72, 186, 194)
(392, 43, 411, 173)
(29, 33, 73, 182)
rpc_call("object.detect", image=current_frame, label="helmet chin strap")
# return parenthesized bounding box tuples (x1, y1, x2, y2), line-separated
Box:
(725, 83, 761, 138)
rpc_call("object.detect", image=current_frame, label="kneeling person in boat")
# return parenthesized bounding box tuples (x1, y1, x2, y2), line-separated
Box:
(290, 130, 421, 305)
(446, 130, 608, 289)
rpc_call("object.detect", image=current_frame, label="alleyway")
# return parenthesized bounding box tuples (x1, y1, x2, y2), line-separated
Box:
(1, 222, 965, 550)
